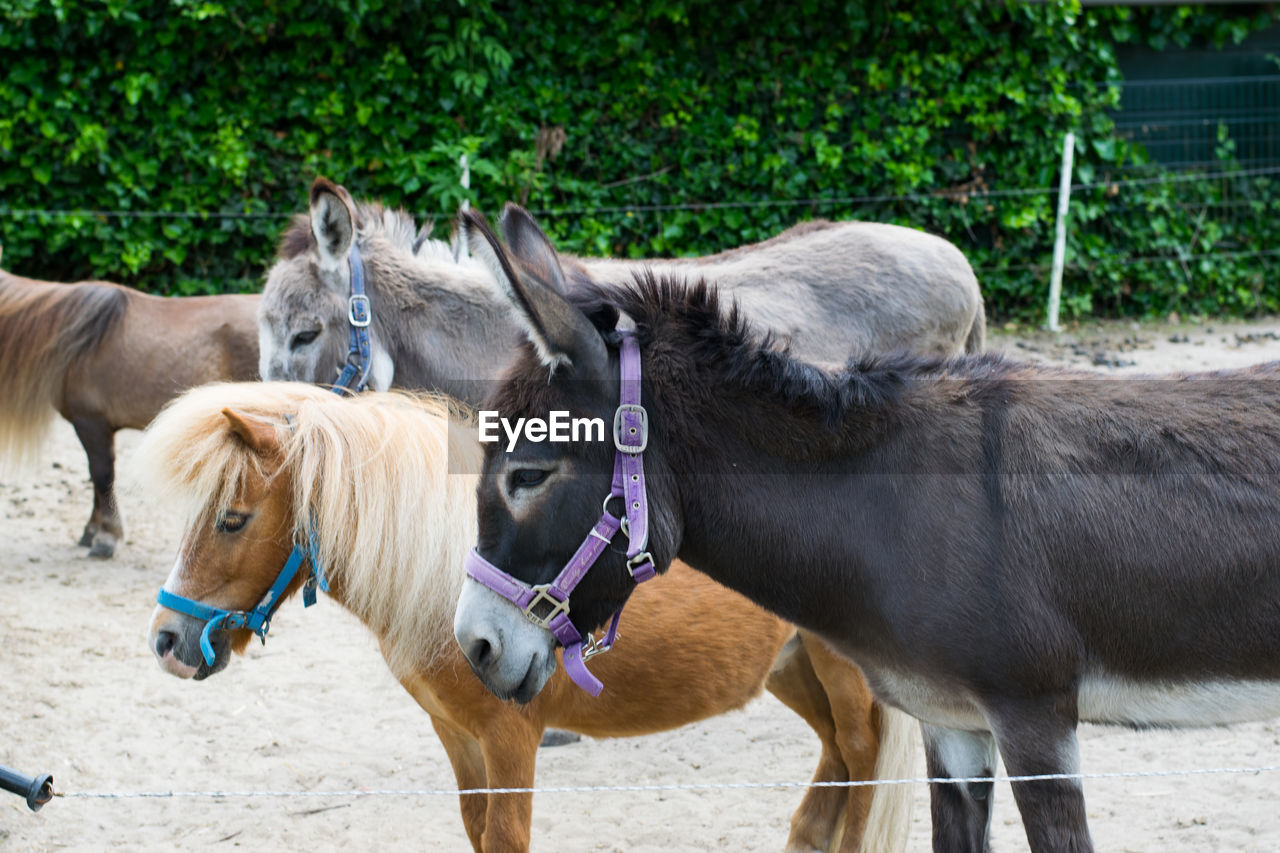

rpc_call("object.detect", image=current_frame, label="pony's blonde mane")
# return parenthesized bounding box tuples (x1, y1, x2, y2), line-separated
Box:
(132, 381, 481, 677)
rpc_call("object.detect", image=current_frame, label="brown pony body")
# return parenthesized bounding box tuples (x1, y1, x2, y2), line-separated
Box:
(0, 268, 259, 556)
(138, 382, 914, 853)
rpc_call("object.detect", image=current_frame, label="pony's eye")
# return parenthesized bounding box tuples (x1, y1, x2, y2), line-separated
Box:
(510, 469, 548, 489)
(291, 329, 321, 349)
(216, 511, 250, 533)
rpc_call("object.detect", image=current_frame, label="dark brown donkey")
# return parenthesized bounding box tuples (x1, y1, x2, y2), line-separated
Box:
(0, 264, 259, 556)
(452, 211, 1280, 853)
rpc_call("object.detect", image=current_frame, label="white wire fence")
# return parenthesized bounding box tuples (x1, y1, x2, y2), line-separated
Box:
(1, 165, 1277, 222)
(40, 762, 1280, 803)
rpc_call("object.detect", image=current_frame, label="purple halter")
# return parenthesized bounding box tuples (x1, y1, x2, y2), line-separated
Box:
(464, 332, 657, 695)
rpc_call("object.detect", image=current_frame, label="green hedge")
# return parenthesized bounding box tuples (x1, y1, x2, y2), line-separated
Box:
(0, 0, 1276, 320)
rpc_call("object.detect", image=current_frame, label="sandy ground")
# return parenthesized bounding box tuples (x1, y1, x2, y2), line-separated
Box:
(5, 316, 1280, 852)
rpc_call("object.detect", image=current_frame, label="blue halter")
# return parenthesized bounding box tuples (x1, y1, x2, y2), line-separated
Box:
(154, 408, 340, 668)
(156, 528, 328, 667)
(332, 242, 372, 395)
(157, 246, 367, 665)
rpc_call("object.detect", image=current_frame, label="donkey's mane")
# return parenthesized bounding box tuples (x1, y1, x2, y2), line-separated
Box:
(276, 200, 496, 315)
(132, 381, 480, 677)
(278, 201, 462, 266)
(572, 272, 1021, 427)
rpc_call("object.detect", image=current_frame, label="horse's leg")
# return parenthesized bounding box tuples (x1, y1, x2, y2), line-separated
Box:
(765, 633, 848, 853)
(989, 702, 1092, 853)
(429, 716, 490, 853)
(70, 416, 120, 558)
(477, 719, 542, 853)
(804, 635, 882, 853)
(71, 419, 99, 548)
(539, 729, 581, 747)
(921, 724, 997, 853)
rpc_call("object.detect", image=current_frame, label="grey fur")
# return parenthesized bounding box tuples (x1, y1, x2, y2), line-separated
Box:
(259, 185, 984, 404)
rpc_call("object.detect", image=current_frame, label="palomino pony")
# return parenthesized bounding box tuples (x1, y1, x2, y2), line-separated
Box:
(137, 382, 915, 853)
(0, 260, 259, 557)
(453, 211, 1280, 853)
(256, 178, 984, 399)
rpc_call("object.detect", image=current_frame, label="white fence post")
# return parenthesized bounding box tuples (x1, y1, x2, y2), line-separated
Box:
(1046, 131, 1075, 332)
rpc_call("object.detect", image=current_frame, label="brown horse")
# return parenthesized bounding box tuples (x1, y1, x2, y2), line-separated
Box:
(136, 381, 915, 853)
(0, 261, 260, 556)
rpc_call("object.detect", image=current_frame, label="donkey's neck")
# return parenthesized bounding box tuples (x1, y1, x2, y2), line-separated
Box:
(645, 346, 943, 648)
(367, 254, 519, 405)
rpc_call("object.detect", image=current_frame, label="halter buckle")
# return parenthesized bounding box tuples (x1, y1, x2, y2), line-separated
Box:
(522, 584, 570, 630)
(581, 631, 614, 661)
(626, 551, 655, 581)
(348, 294, 371, 328)
(613, 404, 648, 453)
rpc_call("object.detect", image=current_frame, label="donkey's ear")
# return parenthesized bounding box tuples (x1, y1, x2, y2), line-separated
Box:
(308, 177, 357, 274)
(222, 408, 282, 457)
(497, 204, 567, 295)
(462, 209, 608, 379)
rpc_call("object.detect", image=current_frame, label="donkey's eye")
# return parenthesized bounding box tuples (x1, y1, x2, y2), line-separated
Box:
(216, 511, 250, 533)
(291, 329, 321, 349)
(510, 469, 549, 489)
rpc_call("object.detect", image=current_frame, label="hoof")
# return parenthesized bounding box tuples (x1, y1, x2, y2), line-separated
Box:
(539, 729, 581, 748)
(78, 528, 96, 548)
(88, 535, 116, 559)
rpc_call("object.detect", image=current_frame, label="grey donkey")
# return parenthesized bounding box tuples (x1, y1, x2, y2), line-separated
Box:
(258, 178, 984, 405)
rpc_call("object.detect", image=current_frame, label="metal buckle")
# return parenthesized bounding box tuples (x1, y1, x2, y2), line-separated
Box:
(522, 584, 569, 630)
(626, 551, 654, 579)
(581, 631, 614, 661)
(348, 294, 371, 328)
(613, 403, 648, 453)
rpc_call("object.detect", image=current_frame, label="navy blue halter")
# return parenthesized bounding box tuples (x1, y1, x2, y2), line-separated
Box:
(332, 241, 373, 394)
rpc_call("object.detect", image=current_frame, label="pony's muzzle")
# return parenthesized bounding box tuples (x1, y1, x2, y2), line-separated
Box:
(148, 607, 222, 679)
(153, 632, 199, 679)
(153, 628, 178, 659)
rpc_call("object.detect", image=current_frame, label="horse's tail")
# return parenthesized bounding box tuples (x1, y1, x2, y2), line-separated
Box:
(858, 705, 916, 853)
(964, 301, 987, 354)
(0, 273, 129, 465)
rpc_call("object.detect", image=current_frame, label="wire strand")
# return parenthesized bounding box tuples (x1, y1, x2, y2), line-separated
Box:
(1, 167, 1275, 222)
(49, 762, 1280, 801)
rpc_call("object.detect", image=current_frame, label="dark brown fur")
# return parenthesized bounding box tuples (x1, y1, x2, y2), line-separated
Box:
(469, 259, 1280, 853)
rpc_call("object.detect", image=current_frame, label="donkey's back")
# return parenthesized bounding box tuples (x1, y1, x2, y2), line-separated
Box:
(574, 219, 984, 360)
(857, 358, 1280, 725)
